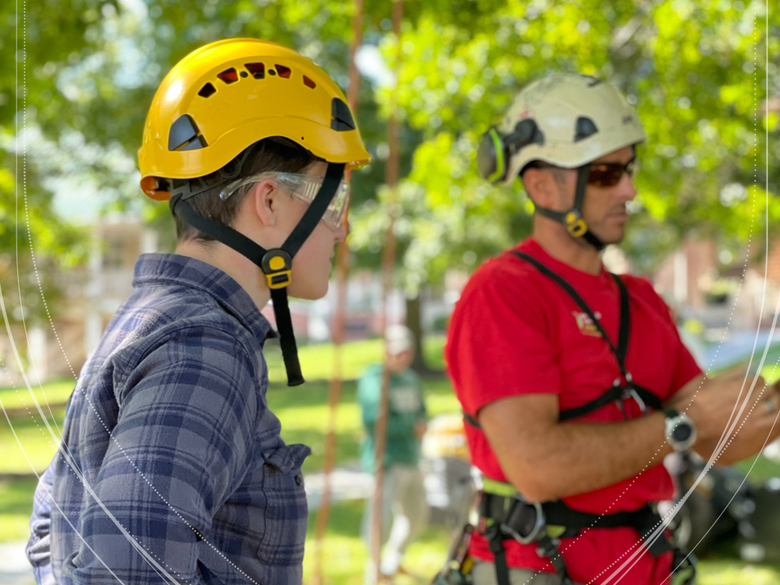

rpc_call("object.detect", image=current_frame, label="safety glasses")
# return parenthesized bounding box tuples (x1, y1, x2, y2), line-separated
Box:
(586, 159, 637, 187)
(220, 171, 350, 230)
(529, 158, 637, 188)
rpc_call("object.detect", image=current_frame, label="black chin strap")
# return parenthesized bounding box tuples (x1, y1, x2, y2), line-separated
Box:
(171, 162, 346, 386)
(533, 165, 606, 251)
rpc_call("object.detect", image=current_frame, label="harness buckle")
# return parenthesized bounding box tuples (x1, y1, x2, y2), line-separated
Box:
(615, 372, 648, 418)
(503, 498, 547, 544)
(628, 387, 648, 414)
(261, 249, 293, 290)
(565, 210, 588, 237)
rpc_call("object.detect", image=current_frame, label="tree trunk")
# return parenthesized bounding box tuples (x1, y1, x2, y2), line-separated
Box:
(406, 292, 442, 375)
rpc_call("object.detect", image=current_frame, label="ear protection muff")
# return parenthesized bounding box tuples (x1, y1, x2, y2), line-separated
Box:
(477, 119, 545, 184)
(477, 127, 507, 183)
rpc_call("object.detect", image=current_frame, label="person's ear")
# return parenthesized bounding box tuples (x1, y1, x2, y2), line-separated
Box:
(250, 179, 279, 227)
(522, 168, 556, 208)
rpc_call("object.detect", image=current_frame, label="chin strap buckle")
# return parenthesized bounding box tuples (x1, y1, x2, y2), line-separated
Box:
(262, 249, 292, 289)
(565, 209, 588, 237)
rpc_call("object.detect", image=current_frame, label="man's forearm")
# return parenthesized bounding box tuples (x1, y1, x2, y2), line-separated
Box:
(482, 406, 673, 503)
(695, 431, 774, 466)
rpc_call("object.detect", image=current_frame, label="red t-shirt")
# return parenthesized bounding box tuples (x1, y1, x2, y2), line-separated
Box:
(446, 239, 701, 585)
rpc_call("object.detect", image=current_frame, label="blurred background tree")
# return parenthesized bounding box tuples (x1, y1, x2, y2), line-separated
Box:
(1, 0, 777, 328)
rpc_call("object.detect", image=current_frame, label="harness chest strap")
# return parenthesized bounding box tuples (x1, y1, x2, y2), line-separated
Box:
(464, 251, 663, 426)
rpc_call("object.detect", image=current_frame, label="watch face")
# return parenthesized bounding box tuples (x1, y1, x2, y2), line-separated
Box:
(672, 423, 693, 443)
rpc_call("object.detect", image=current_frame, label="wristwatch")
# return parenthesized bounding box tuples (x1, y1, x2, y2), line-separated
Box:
(663, 408, 697, 452)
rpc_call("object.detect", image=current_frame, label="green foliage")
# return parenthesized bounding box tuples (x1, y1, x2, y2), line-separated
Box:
(2, 0, 777, 311)
(381, 0, 779, 282)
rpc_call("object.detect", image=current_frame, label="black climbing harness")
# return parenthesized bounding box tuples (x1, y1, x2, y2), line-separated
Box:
(462, 251, 695, 585)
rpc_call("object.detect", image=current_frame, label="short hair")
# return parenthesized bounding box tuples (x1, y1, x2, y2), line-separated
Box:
(174, 137, 321, 243)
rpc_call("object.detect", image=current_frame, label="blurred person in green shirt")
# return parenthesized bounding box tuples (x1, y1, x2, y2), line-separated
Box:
(359, 325, 429, 583)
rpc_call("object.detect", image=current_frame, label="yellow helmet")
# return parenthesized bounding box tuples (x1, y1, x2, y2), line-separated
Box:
(138, 38, 370, 200)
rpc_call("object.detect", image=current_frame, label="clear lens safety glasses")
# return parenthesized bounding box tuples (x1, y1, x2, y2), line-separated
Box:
(220, 171, 350, 230)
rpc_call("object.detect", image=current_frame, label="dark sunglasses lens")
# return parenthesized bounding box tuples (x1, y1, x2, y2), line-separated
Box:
(588, 162, 634, 187)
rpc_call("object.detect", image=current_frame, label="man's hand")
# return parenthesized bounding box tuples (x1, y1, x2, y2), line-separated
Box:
(666, 365, 780, 464)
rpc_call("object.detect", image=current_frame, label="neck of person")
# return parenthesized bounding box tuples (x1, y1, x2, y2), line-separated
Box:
(175, 238, 272, 309)
(532, 219, 602, 275)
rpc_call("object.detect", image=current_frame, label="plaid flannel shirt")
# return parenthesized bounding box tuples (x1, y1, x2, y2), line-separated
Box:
(27, 253, 310, 585)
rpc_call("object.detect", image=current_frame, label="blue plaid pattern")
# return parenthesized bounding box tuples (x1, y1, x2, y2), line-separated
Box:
(27, 254, 310, 585)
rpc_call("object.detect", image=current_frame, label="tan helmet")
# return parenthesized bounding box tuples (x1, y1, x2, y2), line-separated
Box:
(478, 73, 645, 186)
(477, 73, 645, 250)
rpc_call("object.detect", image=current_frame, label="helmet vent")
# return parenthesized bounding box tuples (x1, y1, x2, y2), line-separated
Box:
(331, 97, 356, 131)
(217, 68, 239, 84)
(275, 64, 291, 79)
(168, 114, 208, 151)
(303, 75, 316, 89)
(574, 117, 598, 142)
(198, 83, 217, 98)
(245, 63, 265, 79)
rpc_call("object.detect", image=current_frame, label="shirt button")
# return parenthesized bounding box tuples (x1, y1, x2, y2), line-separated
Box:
(295, 474, 302, 486)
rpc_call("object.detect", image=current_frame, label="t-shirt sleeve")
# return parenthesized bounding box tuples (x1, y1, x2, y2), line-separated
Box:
(447, 262, 563, 417)
(61, 330, 258, 584)
(663, 308, 702, 394)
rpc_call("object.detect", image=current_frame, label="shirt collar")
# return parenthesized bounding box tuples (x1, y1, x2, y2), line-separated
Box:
(520, 238, 612, 290)
(132, 253, 275, 342)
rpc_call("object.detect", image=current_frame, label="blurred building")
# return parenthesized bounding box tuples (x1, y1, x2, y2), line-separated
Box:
(653, 235, 780, 334)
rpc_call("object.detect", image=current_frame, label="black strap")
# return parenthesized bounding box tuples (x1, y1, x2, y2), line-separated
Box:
(558, 382, 662, 422)
(614, 274, 630, 366)
(486, 524, 512, 585)
(513, 252, 625, 366)
(464, 412, 480, 428)
(574, 166, 605, 251)
(270, 287, 303, 385)
(462, 253, 662, 426)
(536, 534, 574, 584)
(282, 163, 345, 257)
(173, 196, 266, 264)
(533, 166, 605, 251)
(482, 492, 672, 557)
(513, 251, 664, 421)
(173, 198, 305, 385)
(170, 162, 346, 387)
(464, 383, 661, 429)
(672, 547, 697, 585)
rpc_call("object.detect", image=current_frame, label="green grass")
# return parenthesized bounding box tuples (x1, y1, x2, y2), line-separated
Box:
(0, 379, 76, 412)
(269, 376, 459, 475)
(304, 499, 450, 585)
(265, 335, 447, 384)
(0, 407, 64, 474)
(696, 562, 780, 585)
(0, 477, 39, 542)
